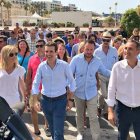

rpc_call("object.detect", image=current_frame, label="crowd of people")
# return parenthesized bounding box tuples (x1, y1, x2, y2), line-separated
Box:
(0, 23, 140, 140)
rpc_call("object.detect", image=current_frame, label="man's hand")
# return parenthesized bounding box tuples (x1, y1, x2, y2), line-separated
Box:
(108, 107, 116, 126)
(66, 100, 73, 111)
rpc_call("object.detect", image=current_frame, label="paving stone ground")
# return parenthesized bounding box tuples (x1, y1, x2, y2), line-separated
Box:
(22, 107, 135, 140)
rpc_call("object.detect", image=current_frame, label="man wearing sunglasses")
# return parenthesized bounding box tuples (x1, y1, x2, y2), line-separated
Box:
(94, 31, 118, 119)
(26, 39, 51, 137)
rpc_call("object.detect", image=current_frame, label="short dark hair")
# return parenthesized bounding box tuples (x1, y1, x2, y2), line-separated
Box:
(46, 32, 52, 38)
(88, 34, 97, 41)
(0, 35, 7, 42)
(68, 34, 74, 39)
(127, 39, 140, 50)
(46, 42, 57, 52)
(36, 39, 46, 45)
(85, 39, 95, 47)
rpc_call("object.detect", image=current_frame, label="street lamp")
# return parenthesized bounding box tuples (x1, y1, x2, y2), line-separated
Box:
(1, 2, 4, 27)
(115, 2, 118, 27)
(109, 7, 112, 16)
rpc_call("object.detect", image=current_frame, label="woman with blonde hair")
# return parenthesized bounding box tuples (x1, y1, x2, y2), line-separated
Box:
(117, 44, 126, 61)
(0, 45, 27, 114)
(78, 41, 86, 54)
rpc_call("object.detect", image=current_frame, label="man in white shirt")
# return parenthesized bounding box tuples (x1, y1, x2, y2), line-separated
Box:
(106, 39, 140, 140)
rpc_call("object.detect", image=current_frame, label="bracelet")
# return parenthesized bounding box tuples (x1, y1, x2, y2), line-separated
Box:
(69, 99, 74, 102)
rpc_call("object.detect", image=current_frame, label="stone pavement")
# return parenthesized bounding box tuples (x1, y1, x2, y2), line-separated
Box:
(22, 107, 135, 140)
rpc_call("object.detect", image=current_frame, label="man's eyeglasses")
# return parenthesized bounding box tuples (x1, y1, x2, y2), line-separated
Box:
(36, 45, 44, 48)
(9, 52, 18, 57)
(102, 38, 111, 42)
(68, 38, 72, 40)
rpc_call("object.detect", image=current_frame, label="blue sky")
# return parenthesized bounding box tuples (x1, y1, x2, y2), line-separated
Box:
(32, 0, 140, 14)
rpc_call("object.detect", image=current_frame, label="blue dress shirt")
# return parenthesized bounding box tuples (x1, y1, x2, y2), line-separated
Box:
(32, 59, 76, 97)
(70, 53, 110, 100)
(94, 45, 118, 70)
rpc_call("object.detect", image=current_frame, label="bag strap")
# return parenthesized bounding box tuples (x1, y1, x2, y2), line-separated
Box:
(20, 50, 28, 66)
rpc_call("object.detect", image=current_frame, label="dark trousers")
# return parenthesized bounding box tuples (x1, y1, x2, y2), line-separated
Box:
(40, 94, 67, 140)
(115, 100, 140, 140)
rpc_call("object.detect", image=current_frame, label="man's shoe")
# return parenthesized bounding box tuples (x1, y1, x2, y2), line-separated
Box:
(44, 128, 51, 137)
(77, 133, 83, 140)
(34, 130, 41, 135)
(97, 108, 102, 118)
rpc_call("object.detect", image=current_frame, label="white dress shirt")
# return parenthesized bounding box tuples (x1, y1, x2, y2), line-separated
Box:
(106, 59, 140, 108)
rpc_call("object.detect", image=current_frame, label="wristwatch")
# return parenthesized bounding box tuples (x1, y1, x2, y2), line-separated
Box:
(69, 99, 74, 102)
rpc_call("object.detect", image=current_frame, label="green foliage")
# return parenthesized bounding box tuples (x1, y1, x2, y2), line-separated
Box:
(51, 22, 60, 28)
(23, 21, 30, 26)
(104, 16, 115, 23)
(83, 23, 89, 27)
(58, 23, 65, 27)
(121, 9, 140, 36)
(66, 22, 75, 27)
(104, 16, 115, 27)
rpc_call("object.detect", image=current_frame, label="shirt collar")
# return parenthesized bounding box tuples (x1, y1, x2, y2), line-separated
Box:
(46, 58, 59, 65)
(122, 59, 140, 68)
(83, 53, 94, 62)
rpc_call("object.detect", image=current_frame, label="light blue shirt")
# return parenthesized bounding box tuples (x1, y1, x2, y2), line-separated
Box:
(94, 45, 118, 70)
(70, 53, 110, 100)
(32, 59, 76, 97)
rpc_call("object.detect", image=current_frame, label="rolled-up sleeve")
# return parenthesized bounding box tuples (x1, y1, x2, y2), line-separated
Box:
(65, 64, 76, 92)
(105, 64, 117, 107)
(98, 61, 111, 77)
(32, 64, 42, 95)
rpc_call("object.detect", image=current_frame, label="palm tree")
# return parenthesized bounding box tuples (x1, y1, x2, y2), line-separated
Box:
(0, 0, 6, 26)
(4, 1, 12, 23)
(24, 3, 30, 16)
(30, 3, 38, 14)
(114, 2, 118, 27)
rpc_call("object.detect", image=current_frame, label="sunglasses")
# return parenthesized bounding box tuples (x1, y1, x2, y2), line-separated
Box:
(9, 52, 18, 57)
(68, 38, 72, 40)
(36, 45, 44, 48)
(102, 39, 110, 42)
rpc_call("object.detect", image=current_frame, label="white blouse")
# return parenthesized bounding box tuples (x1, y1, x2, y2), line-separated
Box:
(0, 65, 25, 107)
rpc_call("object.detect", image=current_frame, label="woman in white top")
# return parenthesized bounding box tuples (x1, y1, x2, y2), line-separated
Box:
(0, 45, 27, 114)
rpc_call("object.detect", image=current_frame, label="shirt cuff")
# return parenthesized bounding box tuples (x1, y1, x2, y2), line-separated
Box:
(105, 99, 116, 107)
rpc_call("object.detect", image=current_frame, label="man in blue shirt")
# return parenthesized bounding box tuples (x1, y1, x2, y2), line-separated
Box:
(94, 31, 118, 119)
(62, 30, 69, 45)
(32, 42, 76, 140)
(65, 34, 75, 57)
(70, 40, 110, 140)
